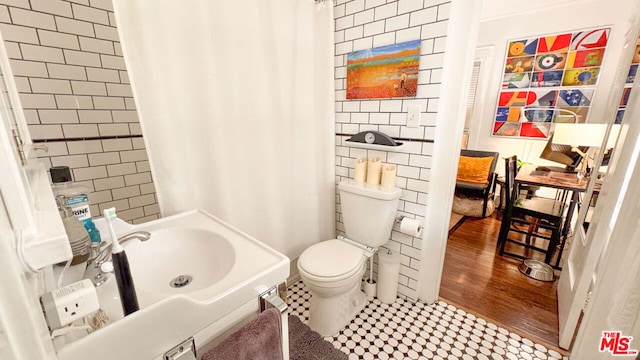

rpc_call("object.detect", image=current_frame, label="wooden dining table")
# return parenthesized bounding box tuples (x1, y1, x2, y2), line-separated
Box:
(515, 164, 587, 193)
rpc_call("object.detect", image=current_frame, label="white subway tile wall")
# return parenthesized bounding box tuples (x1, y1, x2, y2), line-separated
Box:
(335, 0, 450, 300)
(0, 0, 159, 224)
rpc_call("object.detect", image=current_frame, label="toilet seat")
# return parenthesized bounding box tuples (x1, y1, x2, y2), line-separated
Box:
(298, 239, 364, 282)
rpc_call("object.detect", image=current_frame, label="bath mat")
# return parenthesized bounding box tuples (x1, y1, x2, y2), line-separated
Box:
(289, 315, 348, 360)
(202, 308, 283, 360)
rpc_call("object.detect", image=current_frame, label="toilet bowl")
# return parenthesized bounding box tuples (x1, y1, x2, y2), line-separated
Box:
(297, 180, 402, 336)
(297, 239, 370, 337)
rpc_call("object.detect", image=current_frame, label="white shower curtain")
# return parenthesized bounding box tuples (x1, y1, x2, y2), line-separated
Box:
(112, 0, 335, 259)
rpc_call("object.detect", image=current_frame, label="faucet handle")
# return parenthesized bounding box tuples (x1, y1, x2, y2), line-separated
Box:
(100, 261, 114, 274)
(85, 261, 114, 287)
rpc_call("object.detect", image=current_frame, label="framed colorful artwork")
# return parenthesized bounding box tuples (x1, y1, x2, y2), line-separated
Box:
(346, 40, 421, 99)
(617, 36, 640, 124)
(493, 27, 610, 139)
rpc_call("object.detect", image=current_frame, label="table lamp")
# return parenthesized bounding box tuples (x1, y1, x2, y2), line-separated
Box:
(552, 123, 607, 179)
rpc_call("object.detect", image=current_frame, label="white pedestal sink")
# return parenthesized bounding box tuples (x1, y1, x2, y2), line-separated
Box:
(127, 228, 236, 299)
(54, 209, 290, 360)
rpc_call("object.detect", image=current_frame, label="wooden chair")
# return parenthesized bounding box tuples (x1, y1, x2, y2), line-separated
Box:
(455, 150, 499, 217)
(497, 156, 566, 266)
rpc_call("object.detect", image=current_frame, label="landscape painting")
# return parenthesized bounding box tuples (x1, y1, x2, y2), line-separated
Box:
(346, 40, 421, 99)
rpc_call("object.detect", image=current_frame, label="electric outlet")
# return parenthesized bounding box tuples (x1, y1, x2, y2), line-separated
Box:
(41, 279, 99, 330)
(407, 106, 421, 128)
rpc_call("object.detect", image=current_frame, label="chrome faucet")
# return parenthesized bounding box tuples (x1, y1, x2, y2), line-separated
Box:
(117, 231, 152, 245)
(84, 231, 151, 286)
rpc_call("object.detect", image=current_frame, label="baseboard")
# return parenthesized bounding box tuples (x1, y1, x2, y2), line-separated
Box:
(287, 257, 300, 285)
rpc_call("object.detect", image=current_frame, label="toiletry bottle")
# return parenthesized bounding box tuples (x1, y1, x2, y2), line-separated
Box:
(50, 166, 101, 247)
(55, 195, 91, 265)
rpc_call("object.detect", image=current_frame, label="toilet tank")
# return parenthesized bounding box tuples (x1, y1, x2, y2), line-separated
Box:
(338, 180, 402, 248)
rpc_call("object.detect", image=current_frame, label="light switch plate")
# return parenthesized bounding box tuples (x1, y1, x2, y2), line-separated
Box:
(407, 106, 421, 128)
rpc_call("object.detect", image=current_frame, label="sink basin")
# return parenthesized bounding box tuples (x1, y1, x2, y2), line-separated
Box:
(127, 228, 236, 302)
(55, 210, 290, 360)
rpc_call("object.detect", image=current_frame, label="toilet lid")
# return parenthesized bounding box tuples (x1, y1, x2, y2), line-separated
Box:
(299, 239, 363, 278)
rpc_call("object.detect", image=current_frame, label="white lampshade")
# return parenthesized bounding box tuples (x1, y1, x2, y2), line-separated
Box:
(552, 123, 607, 147)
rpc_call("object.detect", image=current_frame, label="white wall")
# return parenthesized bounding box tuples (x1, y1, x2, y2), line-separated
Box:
(417, 0, 480, 303)
(480, 0, 585, 23)
(470, 0, 636, 174)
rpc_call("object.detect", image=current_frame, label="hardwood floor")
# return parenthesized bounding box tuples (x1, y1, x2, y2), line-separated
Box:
(439, 214, 565, 352)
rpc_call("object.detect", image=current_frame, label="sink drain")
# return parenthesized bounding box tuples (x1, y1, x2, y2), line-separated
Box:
(170, 275, 193, 288)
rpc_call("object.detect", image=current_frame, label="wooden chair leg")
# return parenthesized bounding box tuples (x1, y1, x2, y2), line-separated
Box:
(545, 225, 561, 264)
(497, 213, 511, 254)
(482, 196, 488, 218)
(499, 232, 507, 255)
(525, 219, 540, 245)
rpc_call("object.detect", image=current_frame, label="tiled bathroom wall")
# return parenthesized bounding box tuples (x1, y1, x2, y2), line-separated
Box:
(334, 0, 451, 300)
(0, 0, 158, 224)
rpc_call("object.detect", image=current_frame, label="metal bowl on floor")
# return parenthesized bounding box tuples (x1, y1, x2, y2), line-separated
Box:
(519, 259, 555, 281)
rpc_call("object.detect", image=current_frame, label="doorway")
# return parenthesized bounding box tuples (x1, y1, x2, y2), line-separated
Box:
(442, 23, 638, 352)
(441, 45, 564, 350)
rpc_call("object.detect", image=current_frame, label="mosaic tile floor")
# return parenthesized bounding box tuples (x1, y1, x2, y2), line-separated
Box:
(287, 280, 566, 360)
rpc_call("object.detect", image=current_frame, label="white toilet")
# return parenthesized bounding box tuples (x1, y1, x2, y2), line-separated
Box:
(297, 179, 402, 336)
